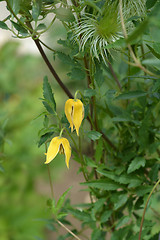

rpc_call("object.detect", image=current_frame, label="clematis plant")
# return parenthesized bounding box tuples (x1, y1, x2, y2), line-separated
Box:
(65, 98, 84, 136)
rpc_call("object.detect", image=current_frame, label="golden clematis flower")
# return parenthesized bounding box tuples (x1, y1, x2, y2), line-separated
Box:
(45, 136, 71, 168)
(65, 99, 84, 136)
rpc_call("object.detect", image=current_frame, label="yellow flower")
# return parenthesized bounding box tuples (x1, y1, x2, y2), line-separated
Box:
(45, 137, 71, 168)
(65, 99, 84, 136)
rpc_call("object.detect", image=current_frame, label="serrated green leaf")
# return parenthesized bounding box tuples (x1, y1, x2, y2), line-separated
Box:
(114, 194, 128, 210)
(57, 52, 75, 66)
(38, 131, 54, 147)
(84, 89, 96, 98)
(91, 198, 106, 220)
(43, 76, 56, 112)
(116, 216, 130, 229)
(67, 67, 85, 81)
(115, 91, 147, 100)
(56, 186, 72, 212)
(128, 178, 142, 188)
(84, 156, 97, 167)
(81, 179, 122, 190)
(100, 210, 112, 223)
(0, 21, 8, 30)
(53, 7, 75, 22)
(96, 169, 117, 181)
(68, 208, 91, 222)
(42, 100, 55, 114)
(127, 157, 146, 174)
(136, 186, 153, 197)
(91, 229, 103, 240)
(87, 131, 102, 141)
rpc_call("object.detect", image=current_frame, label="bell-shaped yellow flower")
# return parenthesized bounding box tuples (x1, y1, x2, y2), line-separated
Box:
(65, 99, 84, 136)
(45, 137, 71, 168)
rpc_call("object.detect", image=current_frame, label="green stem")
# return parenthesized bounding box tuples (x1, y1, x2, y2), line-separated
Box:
(138, 179, 160, 240)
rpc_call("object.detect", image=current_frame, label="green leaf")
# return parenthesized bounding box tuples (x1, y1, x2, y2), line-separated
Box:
(43, 76, 56, 112)
(8, 0, 21, 14)
(57, 52, 75, 66)
(53, 7, 75, 22)
(127, 19, 148, 44)
(56, 186, 72, 212)
(32, 0, 42, 21)
(146, 44, 160, 59)
(0, 21, 8, 30)
(96, 169, 117, 181)
(153, 42, 160, 55)
(84, 89, 96, 98)
(67, 67, 85, 81)
(36, 23, 46, 31)
(95, 138, 103, 163)
(127, 157, 146, 174)
(142, 58, 160, 67)
(114, 194, 128, 210)
(91, 198, 106, 220)
(149, 163, 159, 182)
(146, 0, 157, 9)
(81, 179, 122, 190)
(115, 91, 147, 100)
(57, 212, 68, 219)
(136, 186, 153, 197)
(84, 156, 97, 167)
(87, 131, 102, 141)
(38, 131, 54, 147)
(68, 208, 91, 222)
(43, 115, 49, 128)
(11, 20, 28, 35)
(116, 216, 130, 229)
(100, 210, 112, 223)
(95, 64, 104, 87)
(91, 229, 104, 240)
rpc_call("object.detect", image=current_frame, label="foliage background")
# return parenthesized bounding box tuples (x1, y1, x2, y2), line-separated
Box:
(1, 0, 160, 240)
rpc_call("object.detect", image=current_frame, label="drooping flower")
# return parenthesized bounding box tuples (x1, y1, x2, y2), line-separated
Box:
(65, 99, 84, 136)
(45, 136, 71, 168)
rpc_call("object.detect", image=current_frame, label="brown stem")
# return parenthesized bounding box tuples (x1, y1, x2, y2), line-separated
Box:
(107, 61, 122, 90)
(33, 38, 74, 99)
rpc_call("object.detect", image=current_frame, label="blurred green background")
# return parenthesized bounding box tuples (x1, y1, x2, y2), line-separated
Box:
(0, 17, 75, 239)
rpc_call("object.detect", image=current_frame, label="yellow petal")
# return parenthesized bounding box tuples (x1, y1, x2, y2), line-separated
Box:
(61, 138, 71, 169)
(45, 137, 61, 164)
(73, 99, 84, 136)
(65, 99, 74, 132)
